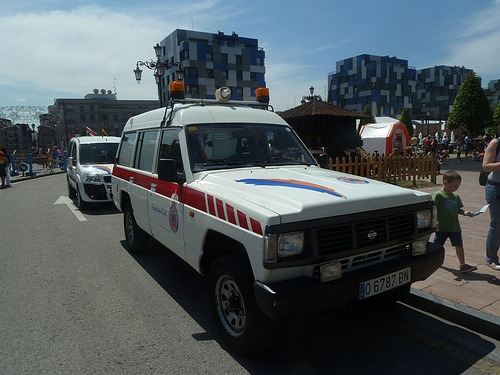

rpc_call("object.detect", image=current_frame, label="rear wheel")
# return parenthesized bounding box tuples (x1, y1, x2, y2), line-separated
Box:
(123, 203, 149, 253)
(209, 252, 276, 356)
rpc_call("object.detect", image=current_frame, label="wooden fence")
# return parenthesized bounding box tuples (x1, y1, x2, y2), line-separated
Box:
(325, 153, 438, 184)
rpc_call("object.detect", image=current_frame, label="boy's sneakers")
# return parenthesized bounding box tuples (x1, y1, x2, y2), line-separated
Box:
(487, 262, 500, 271)
(459, 264, 477, 273)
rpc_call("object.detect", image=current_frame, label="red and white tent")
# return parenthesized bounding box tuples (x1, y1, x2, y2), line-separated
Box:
(359, 119, 410, 155)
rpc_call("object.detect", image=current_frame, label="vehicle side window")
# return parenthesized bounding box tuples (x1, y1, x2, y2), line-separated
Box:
(117, 132, 137, 167)
(159, 129, 184, 178)
(135, 130, 159, 172)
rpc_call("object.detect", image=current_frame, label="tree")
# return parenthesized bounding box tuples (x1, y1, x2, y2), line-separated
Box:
(399, 108, 413, 137)
(357, 104, 375, 134)
(446, 71, 492, 135)
(492, 103, 500, 135)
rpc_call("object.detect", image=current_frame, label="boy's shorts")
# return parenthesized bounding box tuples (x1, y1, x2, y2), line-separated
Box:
(433, 232, 463, 247)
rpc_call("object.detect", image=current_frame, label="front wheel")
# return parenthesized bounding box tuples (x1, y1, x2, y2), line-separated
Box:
(209, 252, 276, 356)
(67, 179, 76, 199)
(76, 186, 87, 210)
(123, 203, 149, 253)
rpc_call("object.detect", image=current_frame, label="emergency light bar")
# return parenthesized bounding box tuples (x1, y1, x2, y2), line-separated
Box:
(169, 81, 185, 99)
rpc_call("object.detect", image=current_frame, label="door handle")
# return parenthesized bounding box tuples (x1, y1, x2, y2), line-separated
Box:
(151, 183, 157, 192)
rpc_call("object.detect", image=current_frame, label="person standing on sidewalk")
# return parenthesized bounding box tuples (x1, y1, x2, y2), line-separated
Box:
(433, 170, 477, 273)
(1, 148, 11, 187)
(482, 137, 500, 270)
(0, 149, 7, 188)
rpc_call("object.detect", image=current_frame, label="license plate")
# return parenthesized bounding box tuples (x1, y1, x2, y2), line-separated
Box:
(359, 267, 411, 300)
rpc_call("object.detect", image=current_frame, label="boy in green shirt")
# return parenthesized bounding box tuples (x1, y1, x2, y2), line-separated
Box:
(433, 170, 477, 273)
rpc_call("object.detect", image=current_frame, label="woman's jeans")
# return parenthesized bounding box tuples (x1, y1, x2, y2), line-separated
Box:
(486, 183, 500, 264)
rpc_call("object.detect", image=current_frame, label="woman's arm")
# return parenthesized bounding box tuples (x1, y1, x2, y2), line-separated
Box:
(482, 138, 500, 173)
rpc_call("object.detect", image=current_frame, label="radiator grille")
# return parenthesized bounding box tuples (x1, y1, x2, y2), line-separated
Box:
(317, 213, 415, 255)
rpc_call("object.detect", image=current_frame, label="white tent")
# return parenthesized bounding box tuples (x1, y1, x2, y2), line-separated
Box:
(359, 120, 411, 155)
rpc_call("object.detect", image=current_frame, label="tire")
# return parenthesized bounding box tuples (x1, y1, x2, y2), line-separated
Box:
(76, 186, 88, 210)
(209, 252, 276, 356)
(67, 179, 76, 199)
(123, 203, 149, 253)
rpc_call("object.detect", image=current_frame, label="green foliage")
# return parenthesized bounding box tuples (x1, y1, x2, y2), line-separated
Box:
(492, 103, 500, 135)
(359, 105, 375, 125)
(399, 108, 413, 136)
(446, 71, 492, 135)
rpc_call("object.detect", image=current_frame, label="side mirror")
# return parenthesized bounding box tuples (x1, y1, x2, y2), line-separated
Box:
(158, 158, 182, 182)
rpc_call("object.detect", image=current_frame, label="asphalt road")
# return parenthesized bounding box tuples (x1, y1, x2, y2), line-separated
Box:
(1, 174, 499, 374)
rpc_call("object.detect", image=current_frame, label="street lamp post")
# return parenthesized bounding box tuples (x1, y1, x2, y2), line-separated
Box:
(300, 86, 323, 104)
(134, 43, 184, 107)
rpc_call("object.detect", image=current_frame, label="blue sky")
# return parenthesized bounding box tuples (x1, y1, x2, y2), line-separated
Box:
(1, 0, 500, 118)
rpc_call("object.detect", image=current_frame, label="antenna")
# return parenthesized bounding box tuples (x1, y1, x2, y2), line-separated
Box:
(113, 78, 117, 94)
(191, 17, 194, 30)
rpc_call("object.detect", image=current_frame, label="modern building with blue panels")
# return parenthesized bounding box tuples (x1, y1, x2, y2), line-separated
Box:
(328, 54, 416, 118)
(327, 54, 494, 122)
(158, 29, 266, 103)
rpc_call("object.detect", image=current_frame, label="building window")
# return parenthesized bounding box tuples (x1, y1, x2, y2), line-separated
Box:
(205, 51, 213, 62)
(250, 72, 257, 81)
(185, 67, 199, 78)
(236, 87, 243, 97)
(256, 56, 264, 66)
(80, 114, 85, 121)
(186, 85, 199, 95)
(221, 53, 228, 63)
(180, 49, 189, 61)
(236, 55, 242, 64)
(206, 69, 214, 78)
(222, 70, 228, 79)
(236, 71, 243, 81)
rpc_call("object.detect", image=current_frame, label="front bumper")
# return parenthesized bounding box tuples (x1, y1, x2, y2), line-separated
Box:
(254, 242, 444, 319)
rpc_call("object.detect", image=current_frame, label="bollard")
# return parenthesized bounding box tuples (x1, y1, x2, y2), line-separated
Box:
(10, 154, 19, 177)
(60, 150, 67, 172)
(25, 153, 37, 177)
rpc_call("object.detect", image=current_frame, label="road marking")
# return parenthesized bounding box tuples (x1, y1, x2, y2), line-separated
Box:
(53, 196, 88, 222)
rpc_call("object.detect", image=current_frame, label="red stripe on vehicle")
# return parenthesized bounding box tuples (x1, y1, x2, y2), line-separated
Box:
(226, 204, 236, 225)
(237, 210, 249, 230)
(250, 218, 263, 235)
(216, 198, 226, 220)
(207, 194, 216, 215)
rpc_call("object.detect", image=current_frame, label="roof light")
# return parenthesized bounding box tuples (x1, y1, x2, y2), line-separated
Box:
(256, 87, 270, 103)
(215, 86, 231, 101)
(169, 81, 185, 99)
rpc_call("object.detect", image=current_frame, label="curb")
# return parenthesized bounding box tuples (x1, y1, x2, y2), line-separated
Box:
(403, 288, 500, 341)
(11, 171, 65, 183)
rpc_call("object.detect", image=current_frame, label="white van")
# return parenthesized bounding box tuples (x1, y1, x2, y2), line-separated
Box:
(111, 83, 444, 355)
(67, 136, 120, 209)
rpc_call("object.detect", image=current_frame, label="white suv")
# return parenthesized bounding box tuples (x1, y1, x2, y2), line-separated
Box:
(111, 84, 444, 355)
(67, 136, 120, 209)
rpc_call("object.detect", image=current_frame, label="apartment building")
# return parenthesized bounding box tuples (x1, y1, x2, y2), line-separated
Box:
(158, 29, 266, 103)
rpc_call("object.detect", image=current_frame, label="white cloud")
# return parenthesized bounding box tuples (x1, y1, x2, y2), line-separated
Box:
(445, 1, 500, 81)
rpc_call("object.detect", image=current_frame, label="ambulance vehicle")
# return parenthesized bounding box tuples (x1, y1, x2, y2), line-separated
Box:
(111, 83, 444, 355)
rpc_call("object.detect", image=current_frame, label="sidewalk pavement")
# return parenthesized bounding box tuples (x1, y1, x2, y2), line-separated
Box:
(8, 159, 500, 337)
(408, 156, 500, 337)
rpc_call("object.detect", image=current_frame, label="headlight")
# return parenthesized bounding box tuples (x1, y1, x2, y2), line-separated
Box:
(278, 231, 304, 257)
(417, 209, 432, 229)
(83, 171, 101, 183)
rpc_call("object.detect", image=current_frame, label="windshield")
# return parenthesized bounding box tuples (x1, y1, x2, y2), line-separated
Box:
(79, 143, 118, 164)
(185, 123, 316, 172)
